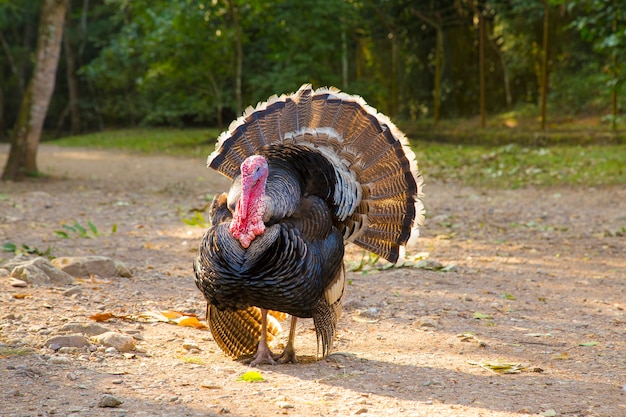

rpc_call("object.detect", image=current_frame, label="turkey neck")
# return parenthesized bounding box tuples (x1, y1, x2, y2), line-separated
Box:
(230, 158, 268, 248)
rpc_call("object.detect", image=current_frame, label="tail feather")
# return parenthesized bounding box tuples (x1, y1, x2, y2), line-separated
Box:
(208, 305, 284, 358)
(313, 264, 345, 358)
(207, 84, 424, 263)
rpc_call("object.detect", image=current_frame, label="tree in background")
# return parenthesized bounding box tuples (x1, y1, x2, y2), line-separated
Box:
(2, 0, 69, 180)
(0, 0, 623, 138)
(571, 0, 625, 130)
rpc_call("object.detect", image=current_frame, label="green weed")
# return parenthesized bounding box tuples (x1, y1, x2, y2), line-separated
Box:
(54, 220, 101, 239)
(2, 242, 53, 258)
(0, 347, 33, 357)
(182, 211, 209, 228)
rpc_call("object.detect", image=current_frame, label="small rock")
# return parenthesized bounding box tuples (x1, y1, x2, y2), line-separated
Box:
(66, 372, 79, 381)
(8, 257, 74, 286)
(111, 379, 124, 385)
(354, 408, 368, 415)
(358, 307, 379, 319)
(0, 268, 9, 278)
(9, 277, 28, 287)
(52, 256, 118, 278)
(58, 322, 110, 336)
(97, 394, 123, 408)
(105, 346, 119, 355)
(45, 334, 89, 349)
(343, 299, 367, 311)
(115, 261, 132, 278)
(63, 286, 82, 297)
(49, 356, 72, 365)
(7, 389, 23, 397)
(92, 332, 136, 352)
(276, 401, 294, 409)
(416, 318, 438, 329)
(182, 340, 200, 351)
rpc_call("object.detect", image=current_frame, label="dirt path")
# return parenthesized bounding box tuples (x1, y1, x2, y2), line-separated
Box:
(1, 144, 624, 417)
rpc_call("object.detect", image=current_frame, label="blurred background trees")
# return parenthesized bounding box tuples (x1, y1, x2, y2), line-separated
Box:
(1, 0, 624, 138)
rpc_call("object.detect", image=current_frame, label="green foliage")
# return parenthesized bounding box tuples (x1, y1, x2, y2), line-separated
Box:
(0, 347, 32, 357)
(54, 221, 101, 239)
(3, 0, 625, 135)
(237, 370, 265, 382)
(81, 0, 239, 126)
(2, 242, 53, 258)
(182, 211, 209, 228)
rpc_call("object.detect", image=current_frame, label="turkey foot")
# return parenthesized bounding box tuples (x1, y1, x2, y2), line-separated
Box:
(276, 345, 297, 364)
(248, 339, 276, 366)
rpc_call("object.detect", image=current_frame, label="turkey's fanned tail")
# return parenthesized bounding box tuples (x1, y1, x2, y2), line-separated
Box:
(207, 306, 285, 358)
(208, 84, 424, 264)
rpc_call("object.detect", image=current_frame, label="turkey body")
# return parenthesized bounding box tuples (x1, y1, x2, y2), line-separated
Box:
(194, 85, 424, 365)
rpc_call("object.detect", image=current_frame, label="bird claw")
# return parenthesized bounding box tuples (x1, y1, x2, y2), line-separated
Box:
(276, 346, 297, 364)
(248, 341, 277, 367)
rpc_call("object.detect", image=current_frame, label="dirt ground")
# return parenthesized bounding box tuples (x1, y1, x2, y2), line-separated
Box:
(0, 144, 624, 417)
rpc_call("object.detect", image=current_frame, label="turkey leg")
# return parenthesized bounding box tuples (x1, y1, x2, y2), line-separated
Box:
(277, 316, 298, 364)
(249, 308, 277, 366)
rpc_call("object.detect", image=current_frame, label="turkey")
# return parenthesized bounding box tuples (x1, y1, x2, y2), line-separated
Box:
(194, 84, 424, 365)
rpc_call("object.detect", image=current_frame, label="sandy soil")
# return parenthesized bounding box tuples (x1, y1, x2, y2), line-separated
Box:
(0, 144, 624, 417)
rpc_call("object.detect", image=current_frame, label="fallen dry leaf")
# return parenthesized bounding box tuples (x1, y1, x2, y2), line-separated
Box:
(90, 312, 117, 322)
(161, 310, 183, 319)
(176, 316, 208, 329)
(12, 293, 30, 299)
(469, 360, 527, 374)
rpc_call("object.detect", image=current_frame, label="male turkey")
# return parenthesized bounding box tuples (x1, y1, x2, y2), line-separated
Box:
(194, 84, 424, 365)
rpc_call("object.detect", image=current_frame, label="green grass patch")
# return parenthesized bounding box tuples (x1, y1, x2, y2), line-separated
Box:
(180, 356, 203, 364)
(51, 127, 626, 188)
(413, 141, 626, 188)
(0, 347, 33, 357)
(51, 128, 221, 157)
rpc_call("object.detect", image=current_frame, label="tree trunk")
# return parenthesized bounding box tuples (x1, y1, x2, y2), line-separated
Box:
(433, 26, 443, 125)
(0, 87, 4, 140)
(610, 0, 618, 131)
(540, 0, 549, 131)
(2, 0, 69, 181)
(341, 30, 348, 90)
(486, 20, 512, 108)
(228, 0, 243, 116)
(390, 32, 399, 118)
(64, 14, 81, 135)
(413, 10, 443, 125)
(478, 8, 486, 128)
